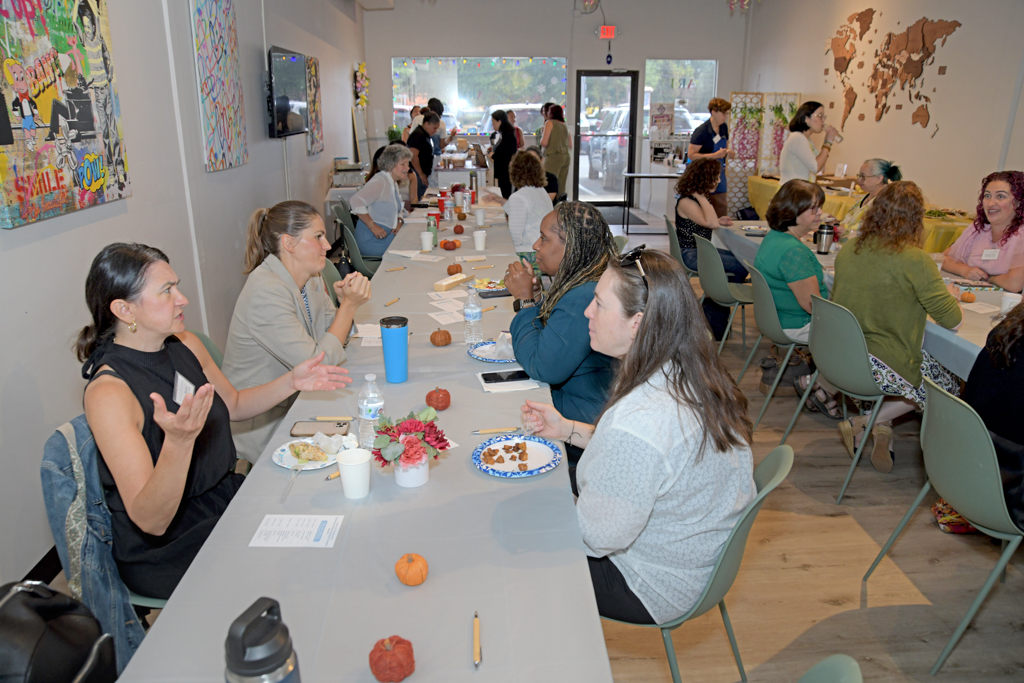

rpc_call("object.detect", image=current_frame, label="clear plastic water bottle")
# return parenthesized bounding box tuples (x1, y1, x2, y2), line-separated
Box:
(464, 287, 483, 345)
(357, 374, 384, 449)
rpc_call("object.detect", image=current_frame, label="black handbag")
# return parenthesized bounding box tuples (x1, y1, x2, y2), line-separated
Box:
(0, 581, 117, 683)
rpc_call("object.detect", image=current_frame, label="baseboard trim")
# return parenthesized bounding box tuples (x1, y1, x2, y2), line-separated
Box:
(22, 546, 61, 584)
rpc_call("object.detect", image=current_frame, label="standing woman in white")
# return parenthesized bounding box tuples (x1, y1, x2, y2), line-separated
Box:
(778, 101, 839, 186)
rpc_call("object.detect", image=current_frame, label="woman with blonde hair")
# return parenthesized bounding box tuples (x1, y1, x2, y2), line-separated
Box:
(832, 181, 962, 472)
(223, 200, 371, 461)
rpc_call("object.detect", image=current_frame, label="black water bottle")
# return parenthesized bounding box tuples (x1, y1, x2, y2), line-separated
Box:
(225, 598, 300, 683)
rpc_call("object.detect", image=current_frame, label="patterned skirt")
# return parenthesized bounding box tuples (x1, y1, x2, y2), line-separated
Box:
(868, 350, 960, 410)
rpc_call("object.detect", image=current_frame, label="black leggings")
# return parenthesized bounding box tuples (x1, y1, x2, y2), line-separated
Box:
(587, 555, 656, 624)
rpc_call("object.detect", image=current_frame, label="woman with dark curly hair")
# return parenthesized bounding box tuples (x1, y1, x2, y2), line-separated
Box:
(832, 181, 963, 472)
(942, 171, 1024, 293)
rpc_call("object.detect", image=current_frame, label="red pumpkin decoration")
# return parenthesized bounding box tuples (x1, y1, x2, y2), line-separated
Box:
(430, 328, 452, 347)
(454, 224, 465, 234)
(447, 264, 463, 275)
(369, 636, 415, 682)
(442, 241, 457, 251)
(426, 387, 451, 411)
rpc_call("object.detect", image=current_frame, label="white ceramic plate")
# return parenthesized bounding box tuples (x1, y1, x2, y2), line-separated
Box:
(472, 434, 562, 478)
(271, 438, 338, 471)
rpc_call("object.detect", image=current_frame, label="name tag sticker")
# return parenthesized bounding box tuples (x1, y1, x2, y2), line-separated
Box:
(982, 248, 1000, 261)
(173, 371, 195, 405)
(712, 134, 722, 144)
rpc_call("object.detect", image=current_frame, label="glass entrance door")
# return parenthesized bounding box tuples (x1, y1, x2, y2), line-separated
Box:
(573, 70, 639, 205)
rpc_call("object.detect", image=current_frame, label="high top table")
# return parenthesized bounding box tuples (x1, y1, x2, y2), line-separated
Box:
(118, 208, 613, 682)
(715, 222, 999, 379)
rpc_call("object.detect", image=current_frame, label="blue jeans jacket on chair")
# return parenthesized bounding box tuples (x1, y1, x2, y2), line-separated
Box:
(40, 414, 146, 673)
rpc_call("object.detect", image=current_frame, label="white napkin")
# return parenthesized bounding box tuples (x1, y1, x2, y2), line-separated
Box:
(311, 432, 359, 455)
(493, 332, 515, 360)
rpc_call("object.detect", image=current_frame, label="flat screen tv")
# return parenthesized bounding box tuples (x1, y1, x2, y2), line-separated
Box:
(267, 46, 308, 138)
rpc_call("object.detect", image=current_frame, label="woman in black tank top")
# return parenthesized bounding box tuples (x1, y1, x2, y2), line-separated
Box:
(77, 244, 352, 599)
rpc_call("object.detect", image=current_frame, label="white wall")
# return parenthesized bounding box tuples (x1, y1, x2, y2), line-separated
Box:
(742, 0, 1024, 210)
(0, 0, 364, 582)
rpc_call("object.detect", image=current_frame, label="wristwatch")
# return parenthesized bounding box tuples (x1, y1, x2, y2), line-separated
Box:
(513, 298, 535, 312)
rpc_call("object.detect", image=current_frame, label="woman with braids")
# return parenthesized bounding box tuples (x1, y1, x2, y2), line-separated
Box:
(78, 244, 350, 598)
(504, 202, 619, 471)
(521, 248, 754, 624)
(832, 181, 962, 473)
(223, 201, 372, 462)
(942, 171, 1024, 293)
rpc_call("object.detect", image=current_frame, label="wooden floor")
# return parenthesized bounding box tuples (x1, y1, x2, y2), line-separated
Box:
(605, 212, 1024, 682)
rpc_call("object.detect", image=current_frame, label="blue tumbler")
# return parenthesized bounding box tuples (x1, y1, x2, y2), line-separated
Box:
(380, 316, 409, 383)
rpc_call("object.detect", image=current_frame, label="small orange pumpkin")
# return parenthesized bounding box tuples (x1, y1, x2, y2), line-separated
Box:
(456, 212, 467, 221)
(453, 239, 462, 248)
(369, 636, 415, 682)
(961, 291, 976, 303)
(430, 328, 452, 346)
(395, 553, 429, 586)
(447, 263, 463, 275)
(454, 224, 465, 234)
(426, 386, 451, 411)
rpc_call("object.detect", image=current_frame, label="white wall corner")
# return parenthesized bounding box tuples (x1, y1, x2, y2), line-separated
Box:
(356, 0, 393, 10)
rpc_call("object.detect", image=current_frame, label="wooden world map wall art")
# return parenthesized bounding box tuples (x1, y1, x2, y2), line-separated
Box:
(826, 9, 960, 138)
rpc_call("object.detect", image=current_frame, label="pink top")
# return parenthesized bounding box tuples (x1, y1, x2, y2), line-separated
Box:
(947, 223, 1024, 275)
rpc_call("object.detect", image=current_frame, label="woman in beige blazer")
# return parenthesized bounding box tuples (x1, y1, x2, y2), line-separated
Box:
(223, 201, 372, 461)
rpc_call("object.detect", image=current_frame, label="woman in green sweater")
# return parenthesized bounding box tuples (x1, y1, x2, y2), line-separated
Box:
(832, 181, 963, 472)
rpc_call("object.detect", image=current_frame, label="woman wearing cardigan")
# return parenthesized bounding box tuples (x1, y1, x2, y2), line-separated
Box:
(832, 181, 963, 472)
(223, 201, 371, 462)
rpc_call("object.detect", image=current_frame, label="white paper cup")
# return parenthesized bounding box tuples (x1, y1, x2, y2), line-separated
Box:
(473, 230, 487, 251)
(419, 231, 432, 252)
(337, 448, 371, 499)
(1000, 292, 1022, 315)
(454, 191, 464, 206)
(474, 208, 487, 227)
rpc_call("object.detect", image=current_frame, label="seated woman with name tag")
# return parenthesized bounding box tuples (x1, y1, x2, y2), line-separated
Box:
(942, 171, 1024, 293)
(350, 144, 412, 258)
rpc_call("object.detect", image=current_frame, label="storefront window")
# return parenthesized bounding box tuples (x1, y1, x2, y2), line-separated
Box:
(642, 59, 718, 135)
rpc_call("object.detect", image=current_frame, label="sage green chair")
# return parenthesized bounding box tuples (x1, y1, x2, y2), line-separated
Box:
(781, 296, 893, 500)
(603, 445, 794, 683)
(321, 260, 342, 307)
(333, 204, 381, 279)
(663, 215, 700, 282)
(781, 296, 900, 504)
(128, 590, 167, 611)
(864, 379, 1023, 675)
(798, 654, 862, 683)
(613, 234, 628, 253)
(739, 263, 808, 427)
(188, 330, 223, 369)
(694, 235, 752, 355)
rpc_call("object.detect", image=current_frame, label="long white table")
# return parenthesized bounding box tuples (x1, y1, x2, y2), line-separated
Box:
(715, 222, 998, 379)
(119, 209, 613, 682)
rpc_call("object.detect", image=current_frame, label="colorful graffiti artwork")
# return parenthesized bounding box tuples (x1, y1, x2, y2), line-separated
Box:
(305, 56, 323, 156)
(0, 0, 131, 229)
(190, 0, 248, 172)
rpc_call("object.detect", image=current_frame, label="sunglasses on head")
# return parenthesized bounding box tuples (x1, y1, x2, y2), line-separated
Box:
(619, 244, 648, 290)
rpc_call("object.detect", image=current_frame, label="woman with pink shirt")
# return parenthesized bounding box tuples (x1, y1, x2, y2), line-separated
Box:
(943, 171, 1024, 293)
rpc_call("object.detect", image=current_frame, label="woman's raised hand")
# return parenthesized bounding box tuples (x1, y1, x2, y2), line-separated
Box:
(521, 400, 568, 440)
(291, 351, 352, 392)
(151, 385, 214, 447)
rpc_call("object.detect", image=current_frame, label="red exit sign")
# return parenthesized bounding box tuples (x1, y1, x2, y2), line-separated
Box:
(600, 25, 616, 39)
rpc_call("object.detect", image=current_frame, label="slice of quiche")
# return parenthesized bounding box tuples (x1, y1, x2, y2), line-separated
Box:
(289, 441, 329, 462)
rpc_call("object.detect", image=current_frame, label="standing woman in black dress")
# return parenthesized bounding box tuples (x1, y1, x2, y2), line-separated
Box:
(489, 109, 518, 199)
(78, 243, 350, 599)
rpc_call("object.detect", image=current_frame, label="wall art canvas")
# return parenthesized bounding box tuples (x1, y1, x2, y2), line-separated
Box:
(190, 0, 248, 171)
(0, 0, 131, 229)
(305, 56, 323, 155)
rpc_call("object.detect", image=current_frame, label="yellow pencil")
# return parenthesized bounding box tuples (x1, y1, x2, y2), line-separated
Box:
(473, 265, 494, 270)
(482, 306, 496, 313)
(308, 416, 354, 421)
(385, 298, 400, 307)
(386, 267, 405, 272)
(325, 471, 340, 481)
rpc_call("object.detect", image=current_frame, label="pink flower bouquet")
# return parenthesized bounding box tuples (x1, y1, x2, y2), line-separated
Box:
(372, 407, 450, 467)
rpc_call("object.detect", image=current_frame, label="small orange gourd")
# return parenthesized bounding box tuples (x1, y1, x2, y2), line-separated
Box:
(961, 291, 976, 303)
(430, 328, 452, 346)
(453, 239, 462, 248)
(447, 263, 463, 275)
(457, 212, 467, 221)
(395, 553, 429, 586)
(369, 636, 415, 682)
(426, 387, 451, 411)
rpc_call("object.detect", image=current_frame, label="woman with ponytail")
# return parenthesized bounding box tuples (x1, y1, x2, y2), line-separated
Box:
(521, 248, 754, 624)
(839, 158, 903, 238)
(78, 243, 350, 599)
(224, 200, 371, 461)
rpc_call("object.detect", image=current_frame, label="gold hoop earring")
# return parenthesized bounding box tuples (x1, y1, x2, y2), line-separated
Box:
(128, 320, 137, 333)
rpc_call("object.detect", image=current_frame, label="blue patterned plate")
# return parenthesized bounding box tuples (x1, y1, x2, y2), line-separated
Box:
(472, 434, 562, 478)
(467, 340, 517, 363)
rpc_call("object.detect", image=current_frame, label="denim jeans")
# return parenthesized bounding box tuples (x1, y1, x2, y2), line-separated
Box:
(681, 247, 748, 340)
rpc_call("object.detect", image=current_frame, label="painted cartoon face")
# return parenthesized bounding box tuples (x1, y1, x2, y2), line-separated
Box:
(82, 14, 96, 40)
(9, 64, 28, 95)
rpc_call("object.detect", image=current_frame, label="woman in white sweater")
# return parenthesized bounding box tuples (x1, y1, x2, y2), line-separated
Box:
(485, 151, 553, 270)
(522, 248, 755, 624)
(778, 100, 840, 186)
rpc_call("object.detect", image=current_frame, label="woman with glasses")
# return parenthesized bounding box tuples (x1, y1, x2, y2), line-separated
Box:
(778, 101, 840, 186)
(521, 248, 754, 624)
(838, 159, 903, 239)
(504, 202, 619, 479)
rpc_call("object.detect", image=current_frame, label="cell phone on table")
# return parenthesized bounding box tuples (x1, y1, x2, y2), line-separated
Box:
(479, 289, 512, 298)
(290, 421, 350, 437)
(481, 370, 531, 384)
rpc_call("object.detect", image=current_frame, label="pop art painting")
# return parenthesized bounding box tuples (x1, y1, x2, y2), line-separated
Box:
(305, 56, 323, 155)
(0, 0, 130, 229)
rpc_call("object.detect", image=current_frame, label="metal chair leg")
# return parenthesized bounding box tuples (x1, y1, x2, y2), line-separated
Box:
(660, 628, 683, 683)
(836, 397, 885, 504)
(717, 305, 739, 355)
(719, 602, 747, 683)
(1000, 539, 1008, 584)
(740, 305, 747, 351)
(780, 370, 818, 445)
(737, 334, 763, 383)
(930, 535, 1023, 675)
(864, 480, 932, 581)
(753, 344, 795, 430)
